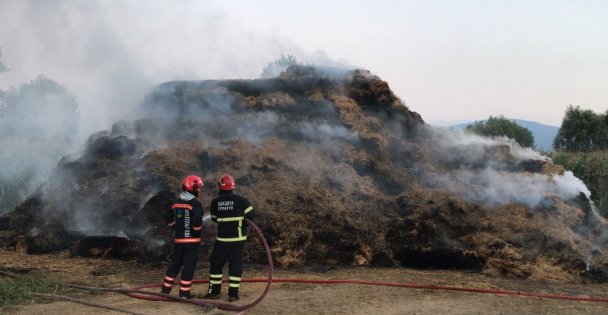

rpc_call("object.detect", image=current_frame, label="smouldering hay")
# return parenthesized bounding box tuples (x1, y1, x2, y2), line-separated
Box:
(1, 65, 607, 282)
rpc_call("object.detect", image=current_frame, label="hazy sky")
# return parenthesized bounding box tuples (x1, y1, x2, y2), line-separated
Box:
(1, 0, 606, 131)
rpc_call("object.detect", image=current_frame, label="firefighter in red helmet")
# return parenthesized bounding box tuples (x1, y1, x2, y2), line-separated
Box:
(160, 175, 204, 299)
(203, 174, 255, 302)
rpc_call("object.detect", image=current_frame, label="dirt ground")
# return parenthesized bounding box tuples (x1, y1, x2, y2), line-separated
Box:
(1, 249, 607, 315)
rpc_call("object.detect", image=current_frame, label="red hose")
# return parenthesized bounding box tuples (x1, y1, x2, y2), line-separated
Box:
(126, 277, 608, 306)
(118, 219, 608, 311)
(253, 278, 608, 303)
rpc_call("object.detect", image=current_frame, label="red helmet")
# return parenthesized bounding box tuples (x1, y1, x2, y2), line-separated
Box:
(218, 174, 235, 191)
(182, 175, 203, 192)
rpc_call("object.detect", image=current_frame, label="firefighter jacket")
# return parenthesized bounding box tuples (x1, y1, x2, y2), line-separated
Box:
(165, 191, 204, 244)
(210, 191, 254, 242)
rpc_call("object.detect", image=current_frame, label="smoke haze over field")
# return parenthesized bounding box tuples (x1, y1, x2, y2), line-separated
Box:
(0, 76, 79, 214)
(0, 0, 347, 213)
(0, 1, 346, 140)
(0, 48, 7, 73)
(0, 1, 600, 217)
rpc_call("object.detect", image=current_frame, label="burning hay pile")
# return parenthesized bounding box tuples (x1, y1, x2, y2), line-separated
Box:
(0, 66, 606, 282)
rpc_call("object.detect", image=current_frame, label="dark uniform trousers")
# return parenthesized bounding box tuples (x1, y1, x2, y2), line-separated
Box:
(163, 243, 200, 295)
(208, 241, 246, 297)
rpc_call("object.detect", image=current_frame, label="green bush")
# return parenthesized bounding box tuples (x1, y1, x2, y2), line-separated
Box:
(553, 105, 608, 152)
(465, 115, 534, 148)
(0, 274, 62, 308)
(551, 150, 608, 218)
(260, 54, 299, 78)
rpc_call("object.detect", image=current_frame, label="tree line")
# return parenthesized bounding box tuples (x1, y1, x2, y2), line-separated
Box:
(465, 106, 608, 152)
(553, 106, 608, 152)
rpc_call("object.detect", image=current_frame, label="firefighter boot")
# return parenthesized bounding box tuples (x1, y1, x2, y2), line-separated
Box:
(160, 286, 172, 294)
(203, 283, 221, 299)
(178, 280, 194, 299)
(228, 287, 239, 302)
(228, 276, 241, 302)
(160, 275, 174, 294)
(179, 291, 192, 299)
(203, 288, 221, 299)
(203, 274, 222, 299)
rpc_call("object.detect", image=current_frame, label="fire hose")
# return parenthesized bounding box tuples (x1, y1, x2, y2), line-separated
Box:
(60, 218, 608, 313)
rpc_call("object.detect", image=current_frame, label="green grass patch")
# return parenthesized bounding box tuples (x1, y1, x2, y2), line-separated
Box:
(0, 274, 63, 308)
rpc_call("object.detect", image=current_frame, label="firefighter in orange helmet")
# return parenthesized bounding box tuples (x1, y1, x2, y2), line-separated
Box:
(203, 174, 255, 302)
(160, 175, 204, 299)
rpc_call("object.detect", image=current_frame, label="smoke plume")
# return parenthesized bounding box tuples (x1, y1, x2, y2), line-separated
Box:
(0, 47, 7, 73)
(421, 127, 593, 208)
(0, 1, 346, 215)
(0, 76, 79, 214)
(0, 1, 346, 139)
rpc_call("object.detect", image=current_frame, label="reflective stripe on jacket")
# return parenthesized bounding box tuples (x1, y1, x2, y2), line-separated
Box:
(210, 191, 254, 242)
(165, 191, 204, 244)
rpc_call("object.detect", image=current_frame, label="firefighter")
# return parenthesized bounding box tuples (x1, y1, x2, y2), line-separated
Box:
(160, 175, 204, 299)
(203, 174, 255, 302)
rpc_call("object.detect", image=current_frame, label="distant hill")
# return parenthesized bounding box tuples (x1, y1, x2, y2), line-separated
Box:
(451, 119, 559, 151)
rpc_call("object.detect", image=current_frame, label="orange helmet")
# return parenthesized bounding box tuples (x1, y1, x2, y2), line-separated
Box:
(182, 175, 203, 192)
(218, 174, 235, 191)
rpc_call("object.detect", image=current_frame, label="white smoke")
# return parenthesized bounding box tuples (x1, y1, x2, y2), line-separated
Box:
(0, 1, 349, 215)
(423, 127, 592, 208)
(0, 47, 7, 73)
(429, 169, 590, 208)
(0, 1, 347, 139)
(299, 122, 359, 144)
(0, 76, 79, 214)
